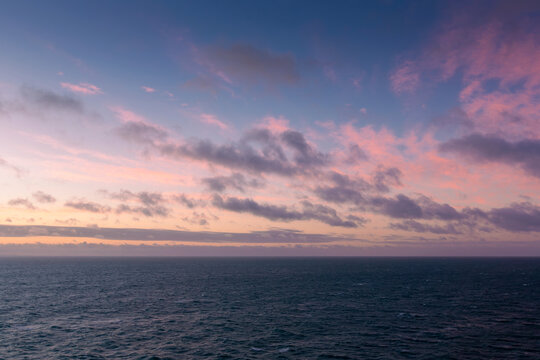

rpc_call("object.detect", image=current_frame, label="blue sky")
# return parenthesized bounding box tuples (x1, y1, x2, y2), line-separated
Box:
(1, 0, 539, 256)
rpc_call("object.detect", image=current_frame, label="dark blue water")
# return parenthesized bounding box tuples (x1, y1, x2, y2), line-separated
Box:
(0, 258, 539, 359)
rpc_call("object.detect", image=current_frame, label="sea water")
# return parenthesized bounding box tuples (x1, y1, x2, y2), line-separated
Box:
(0, 257, 539, 359)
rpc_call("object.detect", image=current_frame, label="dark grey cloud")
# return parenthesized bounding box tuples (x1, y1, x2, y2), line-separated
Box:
(158, 127, 330, 177)
(372, 166, 402, 193)
(115, 121, 168, 145)
(181, 211, 216, 226)
(439, 133, 540, 178)
(300, 200, 365, 228)
(313, 169, 464, 222)
(314, 171, 370, 205)
(32, 191, 56, 204)
(370, 194, 423, 219)
(0, 224, 355, 244)
(315, 168, 403, 207)
(20, 86, 83, 113)
(213, 195, 303, 221)
(315, 186, 365, 205)
(390, 202, 540, 233)
(416, 196, 463, 220)
(487, 202, 540, 232)
(346, 144, 369, 163)
(107, 190, 164, 207)
(280, 130, 328, 166)
(65, 200, 111, 213)
(369, 194, 466, 221)
(116, 204, 169, 217)
(8, 198, 35, 210)
(159, 140, 296, 176)
(202, 173, 264, 193)
(172, 194, 204, 209)
(212, 195, 363, 228)
(207, 44, 300, 85)
(390, 220, 462, 234)
(183, 76, 223, 95)
(105, 190, 170, 217)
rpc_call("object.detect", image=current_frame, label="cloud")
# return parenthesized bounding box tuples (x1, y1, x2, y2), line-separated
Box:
(116, 121, 168, 145)
(391, 6, 540, 138)
(390, 60, 420, 94)
(439, 134, 540, 178)
(116, 204, 169, 217)
(112, 107, 169, 144)
(346, 144, 369, 163)
(158, 128, 329, 177)
(0, 157, 24, 177)
(8, 198, 35, 209)
(107, 190, 164, 206)
(183, 76, 224, 95)
(300, 200, 366, 228)
(390, 220, 462, 234)
(488, 202, 540, 232)
(314, 169, 404, 206)
(203, 44, 300, 85)
(141, 86, 156, 93)
(172, 194, 204, 209)
(202, 173, 264, 193)
(60, 82, 102, 95)
(372, 166, 402, 192)
(279, 130, 328, 167)
(114, 114, 330, 178)
(32, 191, 56, 204)
(314, 172, 464, 221)
(105, 190, 171, 217)
(212, 195, 363, 228)
(0, 224, 355, 244)
(370, 194, 423, 219)
(199, 113, 228, 130)
(3, 239, 540, 257)
(21, 86, 83, 112)
(387, 201, 540, 234)
(65, 200, 111, 213)
(314, 172, 370, 205)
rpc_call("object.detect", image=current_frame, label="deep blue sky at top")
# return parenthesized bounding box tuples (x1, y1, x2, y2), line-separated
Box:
(0, 0, 459, 137)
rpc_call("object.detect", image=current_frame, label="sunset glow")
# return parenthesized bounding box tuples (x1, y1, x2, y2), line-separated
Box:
(1, 0, 539, 256)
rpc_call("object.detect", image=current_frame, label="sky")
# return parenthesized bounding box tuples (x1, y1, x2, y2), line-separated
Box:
(0, 0, 539, 256)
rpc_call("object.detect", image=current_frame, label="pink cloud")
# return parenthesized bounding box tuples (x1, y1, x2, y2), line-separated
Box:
(390, 61, 420, 94)
(258, 116, 290, 133)
(335, 122, 540, 207)
(141, 86, 156, 93)
(392, 13, 540, 139)
(60, 82, 102, 95)
(199, 113, 228, 130)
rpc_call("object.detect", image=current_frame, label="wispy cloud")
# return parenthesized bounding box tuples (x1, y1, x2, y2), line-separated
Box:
(8, 198, 36, 210)
(196, 43, 300, 87)
(0, 225, 356, 243)
(21, 86, 84, 112)
(61, 82, 103, 95)
(0, 157, 24, 177)
(199, 113, 229, 130)
(33, 191, 56, 204)
(141, 86, 156, 93)
(65, 200, 111, 213)
(202, 173, 264, 193)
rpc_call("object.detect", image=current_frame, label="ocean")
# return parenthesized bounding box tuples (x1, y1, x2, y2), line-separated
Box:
(0, 257, 538, 359)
